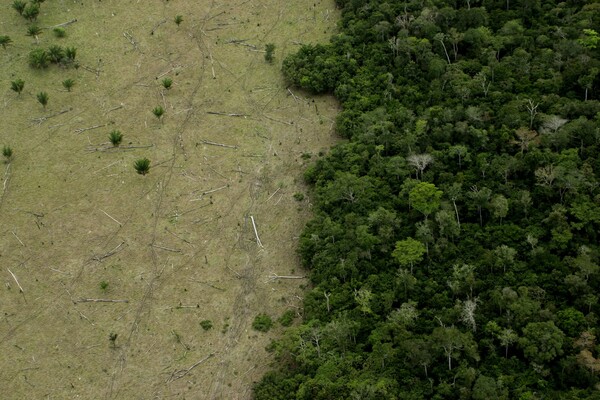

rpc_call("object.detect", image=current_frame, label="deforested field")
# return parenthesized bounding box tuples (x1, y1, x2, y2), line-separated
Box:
(0, 1, 339, 398)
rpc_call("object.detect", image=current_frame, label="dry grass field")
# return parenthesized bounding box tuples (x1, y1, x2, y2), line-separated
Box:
(0, 1, 339, 398)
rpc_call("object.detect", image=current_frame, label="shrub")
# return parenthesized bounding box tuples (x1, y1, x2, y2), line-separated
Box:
(36, 91, 49, 109)
(265, 43, 276, 63)
(161, 77, 173, 90)
(53, 27, 66, 38)
(48, 45, 65, 64)
(200, 320, 213, 331)
(62, 78, 75, 92)
(65, 47, 77, 62)
(2, 146, 13, 162)
(278, 310, 295, 327)
(28, 48, 49, 69)
(174, 15, 183, 26)
(108, 130, 123, 147)
(26, 25, 42, 43)
(134, 158, 151, 175)
(0, 35, 12, 49)
(10, 79, 25, 95)
(293, 193, 305, 201)
(252, 313, 273, 332)
(99, 281, 109, 292)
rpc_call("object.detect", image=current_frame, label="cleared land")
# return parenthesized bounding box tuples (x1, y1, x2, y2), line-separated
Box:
(0, 1, 339, 398)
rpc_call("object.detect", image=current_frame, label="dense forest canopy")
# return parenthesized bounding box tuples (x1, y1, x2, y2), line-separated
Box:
(255, 0, 600, 398)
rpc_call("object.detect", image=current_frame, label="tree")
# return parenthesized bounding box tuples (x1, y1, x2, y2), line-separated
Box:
(409, 182, 443, 220)
(468, 186, 492, 226)
(0, 35, 12, 49)
(431, 326, 479, 370)
(497, 328, 518, 358)
(489, 194, 509, 223)
(10, 79, 25, 95)
(36, 91, 49, 109)
(161, 77, 173, 90)
(392, 237, 426, 274)
(174, 15, 183, 26)
(519, 321, 565, 365)
(47, 45, 65, 63)
(134, 158, 150, 175)
(407, 153, 433, 180)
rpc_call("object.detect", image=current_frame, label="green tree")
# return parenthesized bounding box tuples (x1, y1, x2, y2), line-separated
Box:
(431, 326, 479, 370)
(409, 182, 443, 220)
(22, 4, 40, 22)
(62, 79, 75, 92)
(108, 130, 123, 147)
(174, 15, 183, 26)
(28, 48, 49, 69)
(12, 0, 26, 15)
(519, 321, 565, 365)
(26, 25, 42, 44)
(265, 43, 276, 63)
(392, 237, 426, 274)
(2, 146, 13, 163)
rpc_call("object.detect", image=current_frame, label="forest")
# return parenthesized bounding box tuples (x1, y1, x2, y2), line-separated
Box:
(254, 0, 600, 398)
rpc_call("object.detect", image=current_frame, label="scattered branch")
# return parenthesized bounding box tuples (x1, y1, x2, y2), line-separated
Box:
(167, 353, 215, 382)
(267, 273, 306, 281)
(100, 209, 123, 227)
(11, 231, 25, 246)
(206, 111, 249, 118)
(150, 19, 167, 35)
(75, 298, 129, 304)
(199, 139, 238, 149)
(92, 241, 126, 262)
(250, 216, 263, 248)
(30, 108, 72, 125)
(47, 19, 78, 29)
(75, 123, 109, 134)
(7, 269, 24, 293)
(151, 244, 181, 253)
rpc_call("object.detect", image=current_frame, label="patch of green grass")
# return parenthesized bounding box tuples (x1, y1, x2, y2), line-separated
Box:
(252, 313, 273, 332)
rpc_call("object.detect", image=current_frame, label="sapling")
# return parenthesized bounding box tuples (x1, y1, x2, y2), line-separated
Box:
(161, 77, 173, 90)
(134, 158, 150, 175)
(12, 0, 26, 15)
(22, 4, 40, 22)
(152, 106, 165, 120)
(265, 43, 275, 63)
(0, 36, 12, 49)
(48, 45, 65, 63)
(65, 47, 77, 62)
(36, 91, 49, 109)
(2, 146, 13, 162)
(62, 78, 74, 92)
(108, 130, 123, 147)
(108, 332, 118, 348)
(174, 15, 183, 26)
(26, 25, 43, 44)
(10, 79, 25, 95)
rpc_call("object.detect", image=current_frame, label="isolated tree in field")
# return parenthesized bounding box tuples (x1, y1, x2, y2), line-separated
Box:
(22, 4, 40, 22)
(2, 146, 13, 163)
(26, 25, 43, 44)
(174, 15, 183, 26)
(265, 43, 276, 63)
(28, 48, 49, 69)
(392, 237, 426, 274)
(10, 79, 25, 95)
(36, 91, 49, 109)
(62, 78, 74, 92)
(109, 130, 123, 147)
(409, 181, 443, 220)
(134, 158, 150, 175)
(161, 77, 173, 90)
(12, 0, 26, 15)
(0, 36, 12, 49)
(152, 106, 165, 120)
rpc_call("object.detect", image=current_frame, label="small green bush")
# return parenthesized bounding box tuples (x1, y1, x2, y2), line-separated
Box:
(2, 146, 13, 162)
(293, 193, 305, 201)
(200, 320, 213, 331)
(12, 0, 26, 15)
(108, 130, 123, 147)
(10, 79, 25, 95)
(252, 313, 273, 332)
(28, 48, 49, 69)
(0, 35, 12, 49)
(53, 27, 66, 38)
(152, 106, 165, 120)
(62, 78, 75, 92)
(22, 4, 40, 22)
(278, 310, 295, 327)
(161, 77, 173, 90)
(134, 158, 151, 175)
(174, 15, 183, 26)
(265, 43, 275, 63)
(36, 91, 49, 109)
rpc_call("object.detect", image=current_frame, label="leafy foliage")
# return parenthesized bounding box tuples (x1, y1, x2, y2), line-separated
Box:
(10, 79, 25, 95)
(0, 35, 12, 49)
(252, 313, 273, 332)
(28, 48, 49, 69)
(36, 91, 48, 109)
(2, 146, 13, 162)
(258, 0, 600, 398)
(108, 130, 123, 147)
(62, 78, 75, 92)
(134, 158, 150, 175)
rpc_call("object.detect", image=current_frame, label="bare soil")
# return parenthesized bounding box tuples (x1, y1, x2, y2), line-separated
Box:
(0, 1, 339, 398)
